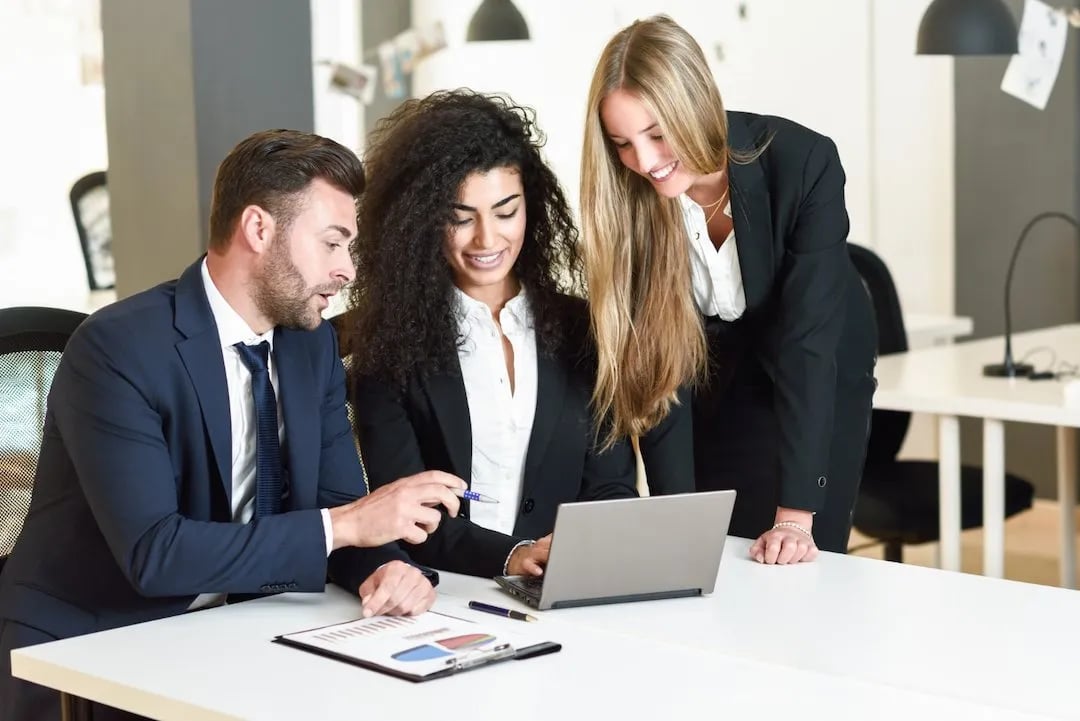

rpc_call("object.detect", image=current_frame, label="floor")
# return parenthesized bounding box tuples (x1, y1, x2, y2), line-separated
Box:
(848, 499, 1080, 587)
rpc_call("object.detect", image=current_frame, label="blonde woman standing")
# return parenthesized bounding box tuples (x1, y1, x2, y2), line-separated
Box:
(581, 15, 876, 564)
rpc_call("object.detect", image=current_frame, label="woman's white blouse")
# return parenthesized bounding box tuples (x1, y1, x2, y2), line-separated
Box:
(679, 194, 747, 320)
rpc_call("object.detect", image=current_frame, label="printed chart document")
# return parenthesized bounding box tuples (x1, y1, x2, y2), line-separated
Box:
(274, 611, 561, 682)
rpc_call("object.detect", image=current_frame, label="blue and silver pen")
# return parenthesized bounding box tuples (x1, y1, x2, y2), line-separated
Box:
(455, 488, 499, 504)
(469, 600, 537, 622)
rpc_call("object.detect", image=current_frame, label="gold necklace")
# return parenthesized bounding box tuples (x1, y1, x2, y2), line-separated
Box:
(698, 192, 726, 209)
(703, 186, 729, 224)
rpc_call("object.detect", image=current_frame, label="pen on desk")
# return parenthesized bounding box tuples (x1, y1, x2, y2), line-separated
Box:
(468, 601, 537, 622)
(454, 488, 499, 504)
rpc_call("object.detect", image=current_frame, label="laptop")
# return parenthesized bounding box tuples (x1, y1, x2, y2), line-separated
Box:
(494, 490, 735, 610)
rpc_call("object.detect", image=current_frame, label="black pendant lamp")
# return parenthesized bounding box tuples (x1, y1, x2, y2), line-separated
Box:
(916, 0, 1019, 55)
(466, 0, 530, 42)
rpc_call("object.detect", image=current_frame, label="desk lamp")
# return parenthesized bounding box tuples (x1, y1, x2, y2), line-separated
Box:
(982, 212, 1080, 377)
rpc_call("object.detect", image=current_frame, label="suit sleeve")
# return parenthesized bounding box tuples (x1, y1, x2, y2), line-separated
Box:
(52, 321, 328, 598)
(318, 325, 414, 595)
(351, 372, 524, 578)
(766, 136, 850, 512)
(578, 434, 638, 501)
(637, 386, 695, 495)
(576, 380, 640, 501)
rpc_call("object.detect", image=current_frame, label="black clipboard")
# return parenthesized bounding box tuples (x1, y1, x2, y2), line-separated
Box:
(272, 612, 561, 682)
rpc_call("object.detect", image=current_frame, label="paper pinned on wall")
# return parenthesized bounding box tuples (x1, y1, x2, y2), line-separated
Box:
(378, 41, 406, 100)
(416, 21, 447, 59)
(328, 63, 378, 105)
(1001, 0, 1069, 110)
(394, 30, 421, 75)
(320, 20, 446, 106)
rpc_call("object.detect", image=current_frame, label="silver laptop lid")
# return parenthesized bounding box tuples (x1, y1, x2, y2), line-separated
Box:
(539, 490, 735, 607)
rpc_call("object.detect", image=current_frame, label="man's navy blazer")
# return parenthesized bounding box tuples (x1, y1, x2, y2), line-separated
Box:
(0, 258, 406, 643)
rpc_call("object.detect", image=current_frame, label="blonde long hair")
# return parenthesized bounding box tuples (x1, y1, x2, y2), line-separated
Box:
(582, 14, 735, 446)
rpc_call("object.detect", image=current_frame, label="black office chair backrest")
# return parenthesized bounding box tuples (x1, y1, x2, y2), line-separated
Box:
(70, 171, 115, 290)
(0, 307, 87, 561)
(847, 243, 911, 465)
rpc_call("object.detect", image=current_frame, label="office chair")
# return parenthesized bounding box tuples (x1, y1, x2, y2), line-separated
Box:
(0, 307, 87, 574)
(848, 243, 1035, 562)
(70, 170, 115, 290)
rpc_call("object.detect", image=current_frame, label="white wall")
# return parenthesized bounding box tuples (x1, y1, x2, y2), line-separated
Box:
(0, 0, 366, 308)
(871, 2, 955, 316)
(311, 0, 363, 154)
(0, 0, 107, 300)
(410, 0, 956, 315)
(702, 2, 873, 260)
(411, 0, 620, 222)
(0, 1, 950, 316)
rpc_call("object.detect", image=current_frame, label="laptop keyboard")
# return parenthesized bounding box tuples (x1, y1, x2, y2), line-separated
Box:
(513, 576, 544, 593)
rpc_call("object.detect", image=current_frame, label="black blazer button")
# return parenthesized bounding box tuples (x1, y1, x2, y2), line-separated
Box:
(817, 476, 827, 488)
(522, 498, 535, 513)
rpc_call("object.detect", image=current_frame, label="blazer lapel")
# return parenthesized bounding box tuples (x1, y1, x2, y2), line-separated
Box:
(727, 111, 775, 310)
(421, 360, 473, 484)
(521, 350, 566, 499)
(273, 328, 319, 511)
(173, 258, 232, 504)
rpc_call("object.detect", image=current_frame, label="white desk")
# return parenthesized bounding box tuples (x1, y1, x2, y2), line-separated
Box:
(905, 312, 974, 349)
(895, 313, 974, 463)
(12, 539, 1077, 720)
(445, 539, 1080, 719)
(874, 324, 1080, 586)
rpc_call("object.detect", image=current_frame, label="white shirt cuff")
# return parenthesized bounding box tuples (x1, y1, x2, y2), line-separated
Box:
(320, 508, 333, 556)
(503, 539, 535, 575)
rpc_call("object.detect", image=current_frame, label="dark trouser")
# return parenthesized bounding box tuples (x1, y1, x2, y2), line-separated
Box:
(692, 318, 875, 553)
(1, 619, 145, 721)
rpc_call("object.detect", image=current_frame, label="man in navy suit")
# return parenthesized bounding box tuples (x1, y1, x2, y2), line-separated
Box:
(0, 129, 466, 720)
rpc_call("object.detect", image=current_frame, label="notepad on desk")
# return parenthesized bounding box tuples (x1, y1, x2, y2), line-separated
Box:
(273, 611, 561, 682)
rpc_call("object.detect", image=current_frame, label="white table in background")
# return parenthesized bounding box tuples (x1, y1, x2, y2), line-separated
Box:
(905, 312, 974, 349)
(12, 539, 1078, 720)
(895, 313, 974, 463)
(0, 289, 116, 315)
(874, 324, 1080, 587)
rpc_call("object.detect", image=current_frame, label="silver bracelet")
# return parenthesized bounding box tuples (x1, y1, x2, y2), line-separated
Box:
(502, 539, 536, 575)
(771, 521, 814, 540)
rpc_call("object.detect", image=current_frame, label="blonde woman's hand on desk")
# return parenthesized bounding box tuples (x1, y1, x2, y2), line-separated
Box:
(506, 534, 552, 576)
(749, 508, 819, 565)
(358, 560, 437, 617)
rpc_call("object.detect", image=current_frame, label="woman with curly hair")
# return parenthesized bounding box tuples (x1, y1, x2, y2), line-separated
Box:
(340, 90, 644, 579)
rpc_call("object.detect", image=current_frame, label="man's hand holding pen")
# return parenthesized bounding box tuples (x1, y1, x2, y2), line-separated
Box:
(329, 470, 467, 549)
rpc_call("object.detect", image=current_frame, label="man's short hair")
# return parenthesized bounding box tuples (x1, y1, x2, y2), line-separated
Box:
(208, 129, 364, 250)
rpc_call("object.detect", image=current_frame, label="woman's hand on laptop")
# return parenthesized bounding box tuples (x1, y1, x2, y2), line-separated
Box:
(507, 534, 552, 576)
(749, 508, 819, 565)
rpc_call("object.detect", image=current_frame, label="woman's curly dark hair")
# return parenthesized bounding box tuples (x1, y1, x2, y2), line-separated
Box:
(342, 89, 584, 390)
